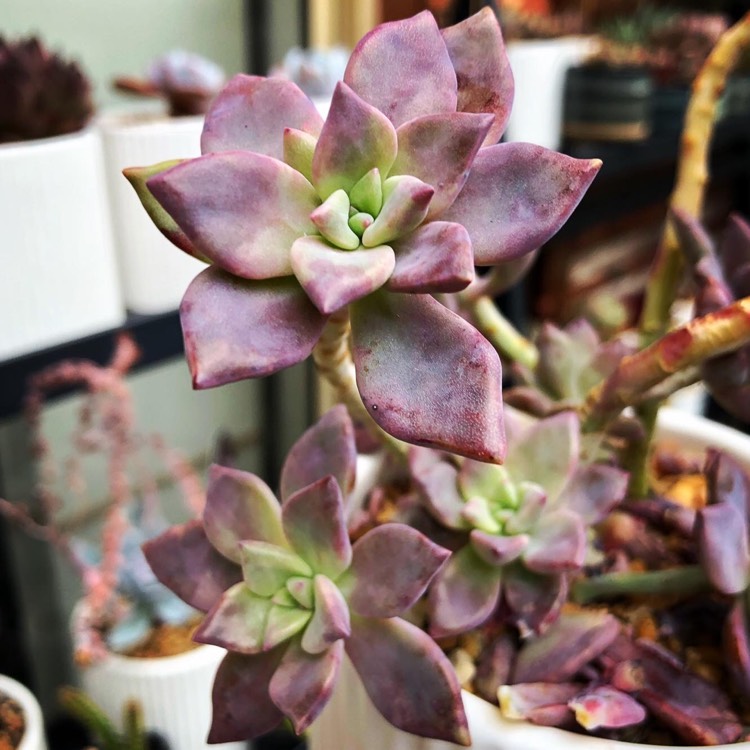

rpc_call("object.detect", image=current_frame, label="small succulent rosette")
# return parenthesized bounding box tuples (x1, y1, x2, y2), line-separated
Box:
(411, 411, 628, 635)
(126, 9, 601, 463)
(144, 406, 469, 744)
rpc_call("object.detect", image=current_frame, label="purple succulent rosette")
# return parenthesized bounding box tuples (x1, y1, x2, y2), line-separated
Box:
(412, 411, 628, 636)
(126, 9, 600, 462)
(143, 406, 468, 744)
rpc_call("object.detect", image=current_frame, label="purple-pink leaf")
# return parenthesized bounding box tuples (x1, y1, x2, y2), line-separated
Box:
(269, 638, 343, 734)
(696, 502, 750, 595)
(351, 291, 505, 462)
(312, 82, 397, 200)
(569, 686, 646, 730)
(470, 530, 529, 567)
(201, 74, 323, 159)
(301, 575, 351, 654)
(724, 598, 750, 695)
(503, 484, 547, 535)
(280, 404, 357, 502)
(290, 236, 395, 314)
(442, 7, 514, 145)
(208, 649, 286, 742)
(500, 682, 582, 720)
(555, 464, 629, 525)
(388, 222, 474, 293)
(346, 615, 470, 745)
(523, 509, 586, 574)
(345, 525, 450, 618)
(344, 11, 457, 128)
(705, 448, 750, 522)
(390, 113, 493, 217)
(503, 565, 568, 634)
(180, 269, 328, 389)
(440, 143, 601, 264)
(142, 520, 242, 612)
(148, 151, 318, 280)
(362, 176, 434, 247)
(282, 476, 352, 578)
(409, 448, 468, 529)
(203, 464, 285, 563)
(429, 545, 501, 637)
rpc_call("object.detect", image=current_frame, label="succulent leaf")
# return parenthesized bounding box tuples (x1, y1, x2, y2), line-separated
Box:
(569, 686, 646, 730)
(499, 683, 582, 722)
(283, 127, 317, 182)
(349, 167, 383, 216)
(696, 502, 750, 595)
(309, 189, 360, 250)
(522, 509, 586, 574)
(470, 530, 529, 567)
(239, 540, 312, 597)
(409, 448, 469, 529)
(301, 575, 351, 654)
(264, 604, 313, 650)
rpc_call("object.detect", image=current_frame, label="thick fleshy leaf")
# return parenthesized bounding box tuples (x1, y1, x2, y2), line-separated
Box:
(204, 464, 285, 563)
(724, 598, 750, 695)
(283, 127, 317, 182)
(269, 638, 343, 734)
(503, 484, 548, 535)
(346, 616, 470, 745)
(123, 160, 206, 261)
(201, 74, 323, 159)
(290, 236, 395, 314)
(429, 544, 502, 637)
(301, 575, 351, 654)
(310, 190, 360, 250)
(499, 683, 582, 721)
(344, 11, 458, 128)
(350, 167, 382, 216)
(282, 476, 352, 578)
(706, 449, 750, 522)
(142, 520, 242, 612)
(239, 541, 312, 597)
(390, 113, 493, 217)
(409, 448, 468, 529)
(696, 503, 750, 595)
(470, 530, 529, 567)
(148, 151, 318, 280)
(264, 605, 312, 650)
(181, 269, 327, 389)
(287, 576, 315, 609)
(503, 565, 568, 634)
(440, 143, 601, 264)
(312, 82, 397, 200)
(208, 649, 286, 742)
(458, 460, 510, 504)
(351, 291, 505, 462)
(362, 176, 434, 247)
(194, 583, 271, 653)
(388, 222, 473, 293)
(345, 525, 450, 618)
(442, 8, 514, 144)
(523, 509, 586, 574)
(569, 686, 646, 730)
(280, 405, 357, 502)
(555, 464, 629, 524)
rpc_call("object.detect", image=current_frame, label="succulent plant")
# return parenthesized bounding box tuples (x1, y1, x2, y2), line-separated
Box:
(270, 46, 349, 98)
(0, 36, 93, 143)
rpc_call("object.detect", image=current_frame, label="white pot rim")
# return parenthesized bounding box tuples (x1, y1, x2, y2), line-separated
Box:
(86, 642, 224, 677)
(0, 674, 46, 750)
(97, 111, 204, 136)
(0, 127, 95, 153)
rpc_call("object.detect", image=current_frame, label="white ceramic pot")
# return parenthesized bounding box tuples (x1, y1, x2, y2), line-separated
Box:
(99, 113, 207, 314)
(504, 37, 595, 150)
(79, 644, 245, 750)
(309, 409, 750, 750)
(0, 674, 47, 750)
(0, 129, 124, 361)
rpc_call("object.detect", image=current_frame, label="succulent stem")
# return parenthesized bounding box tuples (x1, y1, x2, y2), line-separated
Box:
(312, 306, 408, 458)
(571, 565, 711, 604)
(123, 700, 147, 750)
(59, 687, 122, 750)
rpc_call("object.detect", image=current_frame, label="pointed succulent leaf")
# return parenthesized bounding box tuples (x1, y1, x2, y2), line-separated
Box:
(696, 503, 750, 595)
(148, 151, 319, 280)
(499, 683, 582, 721)
(706, 449, 750, 522)
(272, 588, 300, 608)
(409, 448, 468, 529)
(264, 605, 312, 650)
(349, 212, 374, 235)
(194, 583, 272, 653)
(724, 597, 750, 695)
(201, 74, 323, 159)
(269, 638, 343, 735)
(204, 464, 285, 563)
(344, 525, 450, 618)
(459, 460, 510, 504)
(470, 530, 529, 567)
(142, 520, 242, 612)
(462, 496, 502, 533)
(310, 189, 360, 250)
(282, 476, 352, 578)
(239, 540, 312, 597)
(440, 143, 601, 264)
(280, 404, 357, 502)
(388, 222, 474, 293)
(346, 616, 470, 745)
(312, 82, 398, 200)
(569, 686, 646, 730)
(301, 575, 351, 654)
(429, 544, 502, 637)
(503, 565, 568, 634)
(390, 112, 493, 218)
(442, 7, 514, 144)
(283, 127, 317, 182)
(349, 167, 382, 216)
(504, 484, 547, 535)
(181, 269, 328, 389)
(344, 11, 458, 128)
(351, 291, 505, 462)
(123, 161, 206, 261)
(555, 464, 629, 525)
(523, 509, 586, 574)
(720, 213, 750, 289)
(287, 576, 315, 609)
(290, 236, 395, 314)
(513, 610, 620, 683)
(208, 649, 286, 742)
(361, 175, 434, 247)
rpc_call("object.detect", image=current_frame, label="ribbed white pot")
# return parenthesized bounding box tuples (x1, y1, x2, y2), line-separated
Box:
(99, 113, 207, 314)
(309, 409, 750, 750)
(79, 644, 245, 750)
(0, 674, 47, 750)
(0, 129, 124, 361)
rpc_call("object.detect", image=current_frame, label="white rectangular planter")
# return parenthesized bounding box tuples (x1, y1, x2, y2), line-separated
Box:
(99, 113, 207, 314)
(0, 130, 124, 361)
